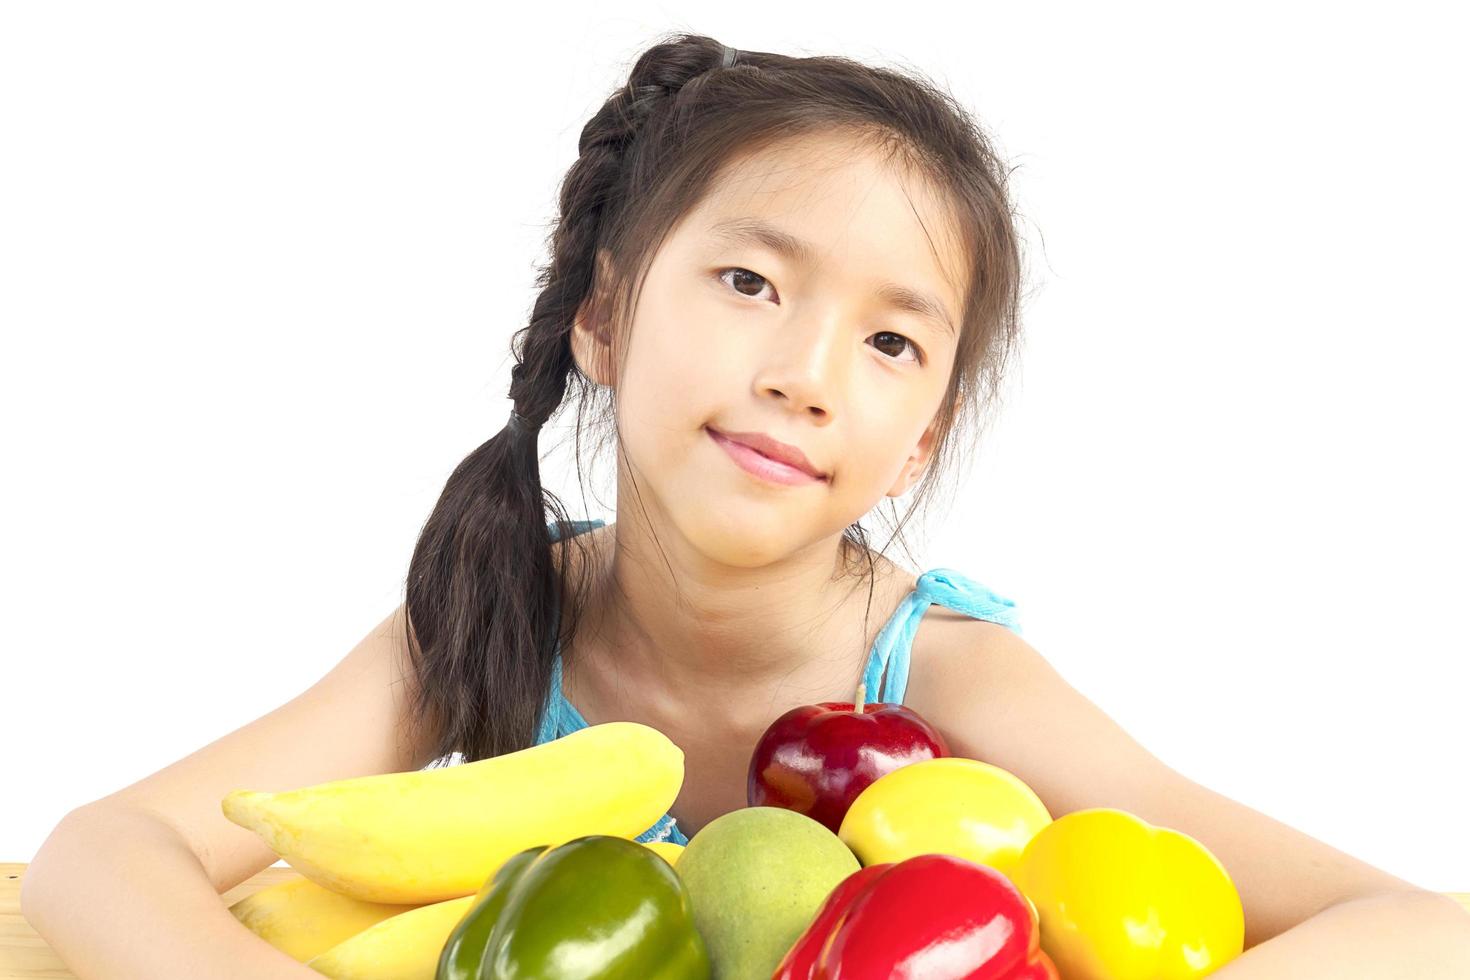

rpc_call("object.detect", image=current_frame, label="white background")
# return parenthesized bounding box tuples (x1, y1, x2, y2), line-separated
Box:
(4, 2, 1466, 892)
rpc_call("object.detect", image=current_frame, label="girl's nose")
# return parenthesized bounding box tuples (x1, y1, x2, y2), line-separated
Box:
(748, 310, 852, 418)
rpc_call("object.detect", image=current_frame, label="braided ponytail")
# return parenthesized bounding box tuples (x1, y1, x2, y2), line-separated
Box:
(400, 44, 713, 767)
(402, 31, 1026, 766)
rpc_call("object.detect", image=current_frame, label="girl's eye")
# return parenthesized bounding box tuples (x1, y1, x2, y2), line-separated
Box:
(715, 267, 924, 365)
(870, 331, 921, 364)
(718, 266, 775, 300)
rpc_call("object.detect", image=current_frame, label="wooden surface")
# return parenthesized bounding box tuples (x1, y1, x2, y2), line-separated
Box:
(3, 860, 1468, 978)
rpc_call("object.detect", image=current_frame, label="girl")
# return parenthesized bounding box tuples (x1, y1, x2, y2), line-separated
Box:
(394, 34, 1465, 974)
(23, 30, 1468, 979)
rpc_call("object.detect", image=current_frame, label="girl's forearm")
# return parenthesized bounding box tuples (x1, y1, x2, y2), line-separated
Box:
(1207, 889, 1470, 979)
(21, 804, 321, 980)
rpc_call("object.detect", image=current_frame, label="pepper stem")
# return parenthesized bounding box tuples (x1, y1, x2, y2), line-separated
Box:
(854, 681, 867, 714)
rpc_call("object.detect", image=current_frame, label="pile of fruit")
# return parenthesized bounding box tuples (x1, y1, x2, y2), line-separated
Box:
(221, 686, 1245, 978)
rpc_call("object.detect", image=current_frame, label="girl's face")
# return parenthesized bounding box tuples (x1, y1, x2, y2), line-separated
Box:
(577, 131, 967, 567)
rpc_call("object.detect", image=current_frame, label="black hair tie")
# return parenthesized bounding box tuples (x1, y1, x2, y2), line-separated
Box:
(507, 410, 539, 435)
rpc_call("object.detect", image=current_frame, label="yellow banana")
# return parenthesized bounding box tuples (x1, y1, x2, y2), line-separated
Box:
(221, 721, 684, 904)
(305, 895, 474, 980)
(228, 876, 422, 962)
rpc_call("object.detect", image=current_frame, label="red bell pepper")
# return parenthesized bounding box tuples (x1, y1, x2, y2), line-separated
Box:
(773, 853, 1060, 980)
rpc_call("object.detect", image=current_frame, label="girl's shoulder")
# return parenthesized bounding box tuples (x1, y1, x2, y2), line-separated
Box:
(901, 610, 1034, 762)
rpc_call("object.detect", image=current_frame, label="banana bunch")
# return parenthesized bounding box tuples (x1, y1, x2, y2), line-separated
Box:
(222, 721, 686, 978)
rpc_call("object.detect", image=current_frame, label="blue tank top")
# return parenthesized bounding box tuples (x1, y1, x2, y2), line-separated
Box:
(532, 517, 1024, 845)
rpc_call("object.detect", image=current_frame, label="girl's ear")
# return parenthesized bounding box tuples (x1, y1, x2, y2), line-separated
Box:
(885, 394, 957, 498)
(571, 248, 618, 387)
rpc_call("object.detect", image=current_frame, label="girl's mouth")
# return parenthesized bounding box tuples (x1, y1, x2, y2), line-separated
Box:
(707, 426, 827, 486)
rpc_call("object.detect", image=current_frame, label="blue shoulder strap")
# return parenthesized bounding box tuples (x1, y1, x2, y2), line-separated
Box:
(861, 567, 1023, 706)
(548, 517, 606, 544)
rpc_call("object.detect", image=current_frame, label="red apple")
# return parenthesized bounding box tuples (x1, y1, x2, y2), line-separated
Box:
(747, 682, 950, 834)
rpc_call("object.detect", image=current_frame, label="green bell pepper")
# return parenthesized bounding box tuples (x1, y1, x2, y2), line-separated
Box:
(436, 834, 711, 980)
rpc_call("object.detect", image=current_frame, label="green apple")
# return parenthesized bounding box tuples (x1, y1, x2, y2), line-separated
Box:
(676, 806, 860, 979)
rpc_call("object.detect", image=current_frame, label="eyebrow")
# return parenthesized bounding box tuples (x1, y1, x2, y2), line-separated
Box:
(707, 216, 957, 337)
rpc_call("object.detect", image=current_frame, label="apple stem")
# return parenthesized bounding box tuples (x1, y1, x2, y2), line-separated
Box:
(854, 681, 867, 714)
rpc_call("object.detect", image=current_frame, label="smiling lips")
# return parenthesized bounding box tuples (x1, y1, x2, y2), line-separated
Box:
(707, 426, 827, 486)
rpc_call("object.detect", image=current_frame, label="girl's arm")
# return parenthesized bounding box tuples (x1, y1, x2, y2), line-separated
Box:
(22, 602, 436, 977)
(22, 803, 323, 979)
(1205, 888, 1470, 979)
(909, 621, 1470, 975)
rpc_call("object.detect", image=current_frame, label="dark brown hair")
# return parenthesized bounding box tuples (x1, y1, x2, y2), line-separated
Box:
(403, 32, 1028, 767)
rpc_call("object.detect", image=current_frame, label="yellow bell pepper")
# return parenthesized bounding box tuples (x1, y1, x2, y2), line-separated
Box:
(1012, 807, 1245, 979)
